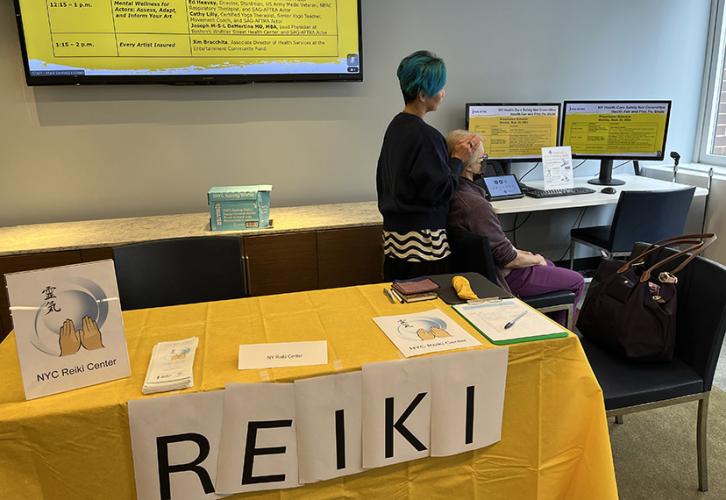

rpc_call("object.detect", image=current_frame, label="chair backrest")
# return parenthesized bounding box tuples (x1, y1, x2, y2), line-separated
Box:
(609, 188, 695, 252)
(445, 227, 498, 283)
(113, 237, 247, 310)
(632, 242, 726, 389)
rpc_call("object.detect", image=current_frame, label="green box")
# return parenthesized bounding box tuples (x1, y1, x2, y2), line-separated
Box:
(207, 185, 272, 231)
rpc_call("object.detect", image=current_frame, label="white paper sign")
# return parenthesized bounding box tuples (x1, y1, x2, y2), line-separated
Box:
(542, 146, 574, 190)
(294, 371, 363, 483)
(372, 309, 481, 358)
(430, 349, 509, 456)
(238, 341, 328, 369)
(216, 383, 299, 494)
(5, 260, 131, 399)
(361, 357, 432, 468)
(128, 391, 226, 500)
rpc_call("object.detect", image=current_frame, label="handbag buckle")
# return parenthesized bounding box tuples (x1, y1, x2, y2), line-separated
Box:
(658, 272, 678, 284)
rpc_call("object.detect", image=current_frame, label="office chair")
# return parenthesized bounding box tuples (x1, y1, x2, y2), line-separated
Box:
(569, 187, 695, 268)
(581, 242, 726, 491)
(112, 237, 247, 310)
(447, 227, 577, 329)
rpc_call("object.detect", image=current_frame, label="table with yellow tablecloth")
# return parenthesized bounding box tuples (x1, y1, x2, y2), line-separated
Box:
(0, 283, 617, 500)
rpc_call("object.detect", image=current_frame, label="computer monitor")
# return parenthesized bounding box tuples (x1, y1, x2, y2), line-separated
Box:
(465, 103, 561, 172)
(561, 100, 672, 186)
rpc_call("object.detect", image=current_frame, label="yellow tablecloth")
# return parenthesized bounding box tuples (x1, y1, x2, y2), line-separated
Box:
(0, 284, 617, 499)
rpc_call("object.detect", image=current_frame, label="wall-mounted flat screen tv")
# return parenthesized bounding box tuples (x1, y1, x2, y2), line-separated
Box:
(14, 0, 362, 85)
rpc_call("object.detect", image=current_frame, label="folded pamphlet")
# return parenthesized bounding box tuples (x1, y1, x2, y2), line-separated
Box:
(142, 337, 199, 394)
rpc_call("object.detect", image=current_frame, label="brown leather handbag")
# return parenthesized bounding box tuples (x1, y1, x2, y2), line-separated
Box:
(577, 233, 716, 361)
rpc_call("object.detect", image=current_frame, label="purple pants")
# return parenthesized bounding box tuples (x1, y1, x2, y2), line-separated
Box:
(504, 260, 585, 327)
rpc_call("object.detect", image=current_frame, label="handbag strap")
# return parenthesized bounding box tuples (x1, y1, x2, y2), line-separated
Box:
(616, 233, 717, 283)
(617, 234, 712, 271)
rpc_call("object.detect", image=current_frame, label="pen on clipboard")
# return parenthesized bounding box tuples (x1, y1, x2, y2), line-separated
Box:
(504, 310, 528, 330)
(467, 296, 509, 304)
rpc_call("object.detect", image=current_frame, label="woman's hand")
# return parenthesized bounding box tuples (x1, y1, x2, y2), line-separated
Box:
(451, 134, 481, 162)
(505, 250, 548, 269)
(532, 253, 548, 266)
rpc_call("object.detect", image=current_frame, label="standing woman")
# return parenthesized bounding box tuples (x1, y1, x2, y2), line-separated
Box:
(376, 50, 480, 281)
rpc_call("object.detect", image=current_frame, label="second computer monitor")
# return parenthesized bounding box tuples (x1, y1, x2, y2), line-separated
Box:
(466, 103, 561, 162)
(561, 100, 672, 185)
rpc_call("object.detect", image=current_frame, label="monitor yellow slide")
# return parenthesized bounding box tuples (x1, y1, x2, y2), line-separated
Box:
(465, 103, 560, 161)
(14, 0, 363, 84)
(561, 100, 672, 185)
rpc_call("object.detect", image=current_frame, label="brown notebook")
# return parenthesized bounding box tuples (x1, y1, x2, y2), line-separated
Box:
(392, 278, 440, 296)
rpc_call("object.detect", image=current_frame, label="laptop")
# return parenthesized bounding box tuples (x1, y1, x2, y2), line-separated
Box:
(480, 175, 524, 201)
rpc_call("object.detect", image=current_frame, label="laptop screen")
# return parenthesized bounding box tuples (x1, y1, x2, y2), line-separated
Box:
(482, 175, 523, 199)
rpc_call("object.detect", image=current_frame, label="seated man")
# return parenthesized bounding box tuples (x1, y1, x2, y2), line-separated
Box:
(446, 129, 584, 325)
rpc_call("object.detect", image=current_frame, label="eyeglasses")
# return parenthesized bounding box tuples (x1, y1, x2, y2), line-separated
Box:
(478, 154, 489, 165)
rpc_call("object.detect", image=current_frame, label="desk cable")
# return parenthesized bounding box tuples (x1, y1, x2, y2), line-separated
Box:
(518, 162, 541, 182)
(505, 212, 533, 248)
(519, 160, 589, 182)
(519, 159, 626, 182)
(572, 160, 587, 171)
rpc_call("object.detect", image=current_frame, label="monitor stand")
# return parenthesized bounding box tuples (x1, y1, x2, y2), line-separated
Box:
(484, 160, 510, 177)
(500, 160, 512, 176)
(587, 159, 625, 186)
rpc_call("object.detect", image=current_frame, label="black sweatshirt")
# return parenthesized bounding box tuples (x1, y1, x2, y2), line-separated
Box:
(376, 112, 463, 232)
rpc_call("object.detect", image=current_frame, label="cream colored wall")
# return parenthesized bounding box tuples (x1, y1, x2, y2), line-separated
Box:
(0, 0, 712, 238)
(643, 166, 726, 264)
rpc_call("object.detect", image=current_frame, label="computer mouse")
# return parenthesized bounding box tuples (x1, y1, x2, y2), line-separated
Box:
(601, 187, 617, 194)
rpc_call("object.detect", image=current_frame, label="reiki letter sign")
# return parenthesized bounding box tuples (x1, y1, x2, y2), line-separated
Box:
(128, 348, 508, 500)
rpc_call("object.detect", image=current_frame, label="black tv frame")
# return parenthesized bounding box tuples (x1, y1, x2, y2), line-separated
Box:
(465, 102, 561, 164)
(560, 99, 672, 186)
(13, 0, 363, 86)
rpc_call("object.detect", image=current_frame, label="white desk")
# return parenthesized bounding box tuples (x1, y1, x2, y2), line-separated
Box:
(492, 174, 708, 215)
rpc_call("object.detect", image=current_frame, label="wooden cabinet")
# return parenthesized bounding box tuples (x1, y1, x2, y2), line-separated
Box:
(242, 232, 318, 296)
(317, 227, 383, 288)
(0, 225, 385, 340)
(241, 226, 384, 295)
(0, 250, 84, 341)
(80, 247, 114, 262)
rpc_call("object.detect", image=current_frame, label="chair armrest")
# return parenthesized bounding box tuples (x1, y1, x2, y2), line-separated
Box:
(523, 291, 576, 309)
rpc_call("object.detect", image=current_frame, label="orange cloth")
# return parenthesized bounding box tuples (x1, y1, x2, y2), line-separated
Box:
(0, 284, 617, 499)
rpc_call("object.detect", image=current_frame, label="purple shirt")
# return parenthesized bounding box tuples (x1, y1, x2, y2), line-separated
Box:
(447, 177, 518, 291)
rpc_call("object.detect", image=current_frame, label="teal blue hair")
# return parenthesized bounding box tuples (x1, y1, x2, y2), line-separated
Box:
(396, 50, 447, 103)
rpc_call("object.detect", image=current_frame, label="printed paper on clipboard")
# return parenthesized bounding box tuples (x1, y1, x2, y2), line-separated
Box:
(452, 298, 567, 345)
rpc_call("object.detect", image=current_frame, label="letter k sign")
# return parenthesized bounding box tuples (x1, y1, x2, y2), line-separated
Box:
(385, 393, 428, 457)
(362, 357, 432, 468)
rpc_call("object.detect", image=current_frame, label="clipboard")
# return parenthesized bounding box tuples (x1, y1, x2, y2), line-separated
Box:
(452, 298, 568, 345)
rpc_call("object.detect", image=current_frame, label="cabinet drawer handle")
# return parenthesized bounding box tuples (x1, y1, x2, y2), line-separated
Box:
(242, 255, 252, 295)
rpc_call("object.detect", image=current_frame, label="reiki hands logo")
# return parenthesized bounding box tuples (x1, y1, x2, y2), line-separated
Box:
(170, 348, 191, 361)
(31, 278, 111, 357)
(415, 326, 452, 341)
(59, 316, 105, 357)
(397, 317, 452, 342)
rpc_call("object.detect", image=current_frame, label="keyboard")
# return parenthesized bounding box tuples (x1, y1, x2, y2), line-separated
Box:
(521, 186, 597, 199)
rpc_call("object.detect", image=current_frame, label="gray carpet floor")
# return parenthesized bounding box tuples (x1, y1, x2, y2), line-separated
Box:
(712, 341, 726, 392)
(611, 369, 726, 499)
